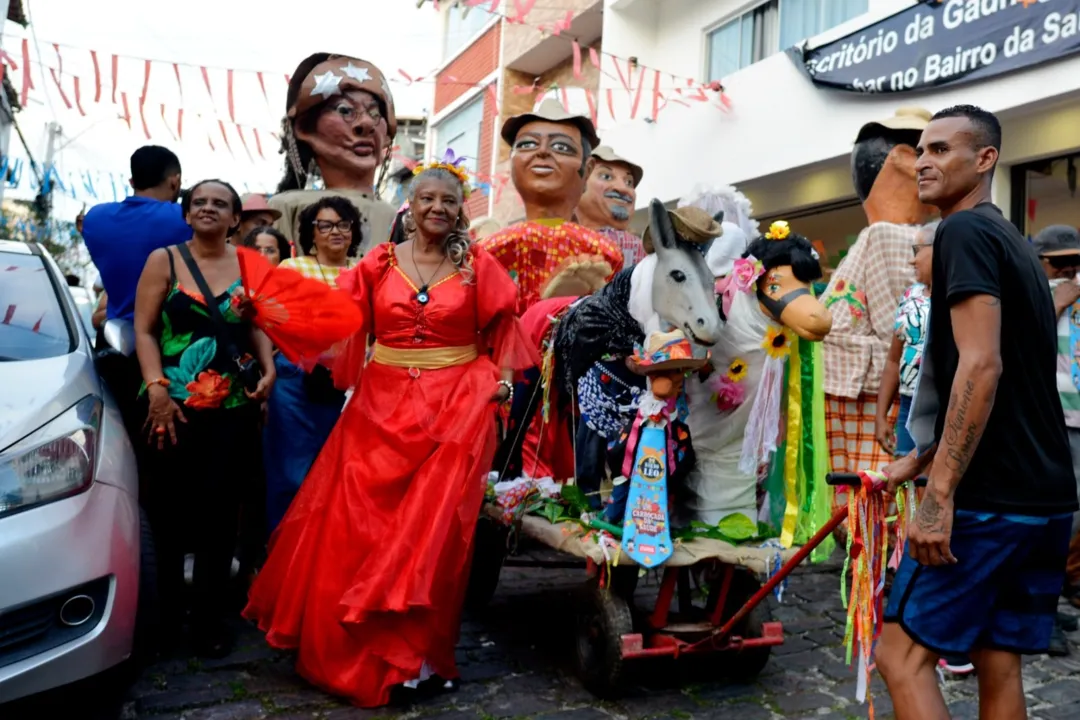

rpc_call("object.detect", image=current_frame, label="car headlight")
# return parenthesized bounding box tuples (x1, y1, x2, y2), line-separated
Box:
(0, 396, 101, 518)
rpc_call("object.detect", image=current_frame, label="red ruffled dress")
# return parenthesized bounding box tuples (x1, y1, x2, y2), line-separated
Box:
(243, 243, 537, 708)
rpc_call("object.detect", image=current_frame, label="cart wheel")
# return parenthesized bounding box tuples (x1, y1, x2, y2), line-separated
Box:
(576, 583, 634, 698)
(717, 570, 773, 681)
(465, 515, 507, 611)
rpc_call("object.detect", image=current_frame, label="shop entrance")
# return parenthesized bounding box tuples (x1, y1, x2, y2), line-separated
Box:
(1010, 153, 1080, 238)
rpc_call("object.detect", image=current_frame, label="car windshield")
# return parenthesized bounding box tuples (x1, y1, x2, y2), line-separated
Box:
(0, 252, 74, 360)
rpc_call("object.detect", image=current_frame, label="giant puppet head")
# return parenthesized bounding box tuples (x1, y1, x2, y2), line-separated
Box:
(576, 146, 643, 233)
(851, 107, 935, 226)
(279, 53, 398, 193)
(502, 98, 602, 222)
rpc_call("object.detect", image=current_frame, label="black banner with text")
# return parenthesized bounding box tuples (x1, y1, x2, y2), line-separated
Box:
(788, 0, 1080, 94)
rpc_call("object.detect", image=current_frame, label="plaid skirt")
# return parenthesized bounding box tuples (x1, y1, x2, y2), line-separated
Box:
(826, 393, 895, 510)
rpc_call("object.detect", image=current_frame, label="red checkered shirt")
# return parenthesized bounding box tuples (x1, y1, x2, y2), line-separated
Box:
(599, 228, 646, 267)
(821, 223, 918, 399)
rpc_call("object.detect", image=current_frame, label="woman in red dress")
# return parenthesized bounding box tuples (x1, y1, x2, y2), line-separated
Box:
(244, 157, 537, 707)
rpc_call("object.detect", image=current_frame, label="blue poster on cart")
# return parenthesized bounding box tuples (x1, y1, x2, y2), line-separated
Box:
(621, 425, 673, 567)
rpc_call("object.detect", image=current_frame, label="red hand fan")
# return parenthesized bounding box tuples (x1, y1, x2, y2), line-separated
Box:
(236, 247, 364, 368)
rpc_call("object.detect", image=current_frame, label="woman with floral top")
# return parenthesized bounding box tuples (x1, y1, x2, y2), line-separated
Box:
(875, 221, 936, 457)
(134, 179, 276, 657)
(263, 196, 362, 538)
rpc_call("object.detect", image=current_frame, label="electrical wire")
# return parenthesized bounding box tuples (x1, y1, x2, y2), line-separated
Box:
(24, 0, 58, 121)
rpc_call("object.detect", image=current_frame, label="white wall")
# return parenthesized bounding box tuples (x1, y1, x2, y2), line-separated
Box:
(599, 0, 1080, 215)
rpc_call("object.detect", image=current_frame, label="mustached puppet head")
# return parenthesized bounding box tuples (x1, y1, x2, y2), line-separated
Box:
(851, 107, 936, 226)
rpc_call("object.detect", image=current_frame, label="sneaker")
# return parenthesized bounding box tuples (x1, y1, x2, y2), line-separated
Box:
(938, 657, 974, 676)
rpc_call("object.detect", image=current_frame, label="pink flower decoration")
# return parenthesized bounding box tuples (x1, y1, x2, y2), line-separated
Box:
(715, 255, 764, 318)
(707, 374, 746, 412)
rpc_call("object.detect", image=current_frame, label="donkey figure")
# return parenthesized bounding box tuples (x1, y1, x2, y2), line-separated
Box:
(500, 199, 723, 493)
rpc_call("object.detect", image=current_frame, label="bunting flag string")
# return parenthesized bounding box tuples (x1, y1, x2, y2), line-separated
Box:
(7, 19, 728, 128)
(0, 22, 732, 171)
(90, 50, 101, 101)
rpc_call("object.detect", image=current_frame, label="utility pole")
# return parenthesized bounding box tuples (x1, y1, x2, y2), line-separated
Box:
(34, 121, 62, 227)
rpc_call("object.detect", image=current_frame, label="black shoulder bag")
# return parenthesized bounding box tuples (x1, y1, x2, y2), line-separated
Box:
(176, 243, 262, 394)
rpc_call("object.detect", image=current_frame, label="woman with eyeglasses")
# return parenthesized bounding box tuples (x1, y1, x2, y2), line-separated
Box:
(264, 196, 362, 537)
(875, 220, 937, 460)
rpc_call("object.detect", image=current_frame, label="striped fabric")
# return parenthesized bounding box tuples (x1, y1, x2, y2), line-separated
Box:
(279, 256, 355, 287)
(1055, 303, 1080, 429)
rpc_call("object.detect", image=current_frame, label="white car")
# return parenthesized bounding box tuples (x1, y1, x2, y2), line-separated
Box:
(0, 239, 155, 706)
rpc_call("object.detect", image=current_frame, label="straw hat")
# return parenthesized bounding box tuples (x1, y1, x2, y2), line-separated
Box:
(632, 330, 708, 373)
(501, 98, 601, 149)
(642, 205, 724, 254)
(589, 145, 643, 187)
(286, 53, 397, 137)
(855, 107, 932, 144)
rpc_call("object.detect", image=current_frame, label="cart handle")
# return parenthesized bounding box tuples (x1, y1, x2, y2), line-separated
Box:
(825, 472, 928, 488)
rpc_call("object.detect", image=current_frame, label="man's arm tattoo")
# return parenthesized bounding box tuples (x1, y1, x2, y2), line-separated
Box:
(916, 491, 948, 533)
(941, 379, 988, 477)
(980, 297, 1001, 306)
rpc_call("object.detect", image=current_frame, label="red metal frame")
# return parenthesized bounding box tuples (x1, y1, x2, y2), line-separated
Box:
(617, 504, 852, 660)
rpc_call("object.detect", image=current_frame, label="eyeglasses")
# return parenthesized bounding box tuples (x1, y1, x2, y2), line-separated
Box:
(911, 243, 932, 256)
(314, 220, 353, 234)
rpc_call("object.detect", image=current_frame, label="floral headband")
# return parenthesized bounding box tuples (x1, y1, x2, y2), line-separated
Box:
(413, 148, 473, 198)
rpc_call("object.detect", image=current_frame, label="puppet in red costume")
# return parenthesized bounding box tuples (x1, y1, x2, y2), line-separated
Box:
(479, 99, 624, 481)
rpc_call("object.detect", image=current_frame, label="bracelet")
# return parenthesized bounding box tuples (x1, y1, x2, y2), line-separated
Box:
(498, 380, 514, 405)
(147, 377, 171, 389)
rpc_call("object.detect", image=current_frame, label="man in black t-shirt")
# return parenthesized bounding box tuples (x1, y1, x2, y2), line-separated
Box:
(875, 105, 1078, 720)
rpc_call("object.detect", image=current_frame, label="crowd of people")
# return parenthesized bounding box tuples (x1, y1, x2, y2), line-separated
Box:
(73, 50, 1080, 720)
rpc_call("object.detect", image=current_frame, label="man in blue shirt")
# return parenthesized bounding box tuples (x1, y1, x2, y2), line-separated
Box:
(83, 145, 191, 322)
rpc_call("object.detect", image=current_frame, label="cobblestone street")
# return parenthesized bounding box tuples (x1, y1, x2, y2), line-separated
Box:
(13, 548, 1080, 720)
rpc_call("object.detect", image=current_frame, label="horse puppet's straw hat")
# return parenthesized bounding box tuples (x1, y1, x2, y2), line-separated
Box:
(641, 206, 723, 254)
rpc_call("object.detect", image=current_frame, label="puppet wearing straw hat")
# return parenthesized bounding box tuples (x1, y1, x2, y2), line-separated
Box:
(607, 330, 707, 568)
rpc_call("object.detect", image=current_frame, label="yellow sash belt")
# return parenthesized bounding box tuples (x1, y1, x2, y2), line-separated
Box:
(371, 342, 478, 370)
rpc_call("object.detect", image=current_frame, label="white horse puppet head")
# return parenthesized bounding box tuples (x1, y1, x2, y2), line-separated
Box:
(644, 199, 724, 346)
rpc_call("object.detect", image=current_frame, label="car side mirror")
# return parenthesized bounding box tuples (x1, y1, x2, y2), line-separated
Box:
(102, 318, 136, 357)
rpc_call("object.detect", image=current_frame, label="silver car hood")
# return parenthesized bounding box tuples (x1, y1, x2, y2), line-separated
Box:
(0, 352, 100, 452)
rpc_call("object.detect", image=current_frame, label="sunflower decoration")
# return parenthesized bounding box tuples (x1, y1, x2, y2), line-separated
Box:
(765, 220, 791, 241)
(727, 358, 748, 382)
(762, 324, 795, 359)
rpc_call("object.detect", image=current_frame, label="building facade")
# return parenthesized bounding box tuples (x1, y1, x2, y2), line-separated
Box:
(429, 0, 604, 224)
(598, 0, 1080, 267)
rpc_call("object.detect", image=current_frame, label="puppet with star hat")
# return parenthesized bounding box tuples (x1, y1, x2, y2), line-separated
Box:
(476, 99, 625, 316)
(268, 53, 400, 256)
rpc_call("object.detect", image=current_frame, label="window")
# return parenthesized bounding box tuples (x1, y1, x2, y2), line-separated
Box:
(0, 251, 73, 361)
(706, 0, 868, 81)
(444, 3, 494, 61)
(707, 1, 779, 82)
(435, 96, 485, 174)
(778, 0, 869, 50)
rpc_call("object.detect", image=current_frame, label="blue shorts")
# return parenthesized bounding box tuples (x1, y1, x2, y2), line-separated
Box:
(884, 510, 1071, 656)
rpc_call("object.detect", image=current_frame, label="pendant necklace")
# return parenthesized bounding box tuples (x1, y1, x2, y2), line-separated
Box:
(411, 241, 448, 306)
